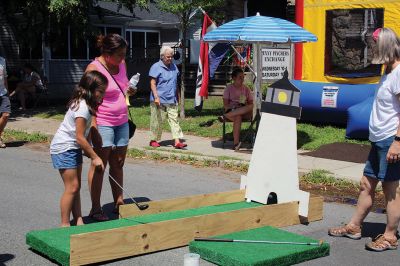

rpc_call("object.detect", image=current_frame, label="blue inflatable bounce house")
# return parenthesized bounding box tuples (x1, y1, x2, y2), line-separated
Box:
(293, 0, 400, 139)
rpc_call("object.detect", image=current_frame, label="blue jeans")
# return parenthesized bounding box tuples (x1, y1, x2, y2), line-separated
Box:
(363, 136, 400, 181)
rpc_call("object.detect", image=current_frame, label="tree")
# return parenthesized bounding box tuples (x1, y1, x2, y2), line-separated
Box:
(155, 0, 225, 118)
(1, 0, 149, 52)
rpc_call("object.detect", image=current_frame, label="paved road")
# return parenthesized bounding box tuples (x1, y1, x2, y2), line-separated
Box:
(0, 144, 399, 266)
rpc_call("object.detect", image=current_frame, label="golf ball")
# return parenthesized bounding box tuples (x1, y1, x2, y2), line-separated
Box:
(246, 198, 251, 203)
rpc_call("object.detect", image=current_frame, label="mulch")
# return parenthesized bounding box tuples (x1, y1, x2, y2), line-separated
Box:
(302, 142, 371, 163)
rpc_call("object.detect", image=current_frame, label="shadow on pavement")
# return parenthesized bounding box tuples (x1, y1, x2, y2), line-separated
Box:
(83, 197, 151, 224)
(4, 140, 28, 147)
(361, 222, 400, 238)
(0, 254, 15, 265)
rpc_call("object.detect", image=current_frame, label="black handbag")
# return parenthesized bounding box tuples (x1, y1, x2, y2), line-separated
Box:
(97, 60, 136, 139)
(128, 118, 136, 139)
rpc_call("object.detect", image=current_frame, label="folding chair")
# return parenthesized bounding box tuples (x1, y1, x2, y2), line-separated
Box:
(222, 113, 254, 149)
(34, 77, 49, 108)
(235, 110, 261, 150)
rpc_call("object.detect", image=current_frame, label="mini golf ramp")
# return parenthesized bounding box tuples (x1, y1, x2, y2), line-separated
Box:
(26, 190, 323, 266)
(189, 226, 330, 266)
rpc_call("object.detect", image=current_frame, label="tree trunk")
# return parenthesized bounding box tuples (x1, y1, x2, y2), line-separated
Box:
(180, 26, 187, 118)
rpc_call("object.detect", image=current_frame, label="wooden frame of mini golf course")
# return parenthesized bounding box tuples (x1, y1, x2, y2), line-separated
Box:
(66, 190, 323, 265)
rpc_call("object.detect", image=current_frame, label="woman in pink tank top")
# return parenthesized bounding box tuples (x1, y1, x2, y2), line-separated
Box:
(85, 33, 136, 221)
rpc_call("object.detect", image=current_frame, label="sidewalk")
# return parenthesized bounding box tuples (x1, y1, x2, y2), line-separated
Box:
(6, 115, 364, 182)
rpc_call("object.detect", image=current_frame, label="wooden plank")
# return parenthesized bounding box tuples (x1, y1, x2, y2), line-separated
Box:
(70, 197, 323, 266)
(119, 189, 245, 218)
(307, 195, 324, 222)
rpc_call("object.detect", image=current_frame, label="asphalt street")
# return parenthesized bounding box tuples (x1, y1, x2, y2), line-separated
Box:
(1, 144, 399, 266)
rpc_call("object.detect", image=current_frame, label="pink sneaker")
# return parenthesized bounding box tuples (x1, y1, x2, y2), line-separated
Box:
(149, 141, 160, 147)
(174, 142, 186, 149)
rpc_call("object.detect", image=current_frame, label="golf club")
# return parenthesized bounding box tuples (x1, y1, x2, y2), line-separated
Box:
(108, 174, 149, 211)
(194, 237, 323, 246)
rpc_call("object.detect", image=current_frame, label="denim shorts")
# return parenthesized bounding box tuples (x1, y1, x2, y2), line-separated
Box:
(363, 136, 400, 181)
(0, 95, 11, 114)
(98, 122, 129, 148)
(51, 149, 83, 169)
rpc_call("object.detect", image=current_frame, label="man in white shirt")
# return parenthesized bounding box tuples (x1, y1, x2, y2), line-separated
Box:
(0, 56, 10, 148)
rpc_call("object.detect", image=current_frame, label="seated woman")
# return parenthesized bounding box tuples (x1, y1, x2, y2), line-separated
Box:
(220, 67, 253, 149)
(9, 63, 43, 110)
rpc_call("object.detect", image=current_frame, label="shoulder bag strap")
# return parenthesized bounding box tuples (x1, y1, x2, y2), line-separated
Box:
(96, 60, 134, 121)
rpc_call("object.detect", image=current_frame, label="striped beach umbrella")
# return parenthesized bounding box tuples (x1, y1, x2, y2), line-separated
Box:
(203, 13, 317, 43)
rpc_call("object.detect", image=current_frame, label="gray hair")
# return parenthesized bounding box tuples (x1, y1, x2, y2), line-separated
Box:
(372, 28, 400, 65)
(160, 46, 174, 58)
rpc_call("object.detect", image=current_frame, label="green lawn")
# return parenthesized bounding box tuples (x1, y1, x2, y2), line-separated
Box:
(34, 96, 369, 151)
(3, 129, 49, 143)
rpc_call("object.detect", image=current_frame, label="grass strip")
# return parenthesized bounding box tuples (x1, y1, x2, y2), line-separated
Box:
(3, 129, 49, 143)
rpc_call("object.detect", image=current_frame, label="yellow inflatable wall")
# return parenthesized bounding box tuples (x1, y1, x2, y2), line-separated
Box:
(302, 0, 400, 84)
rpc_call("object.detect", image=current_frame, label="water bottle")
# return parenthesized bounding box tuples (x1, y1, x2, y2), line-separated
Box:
(126, 73, 140, 106)
(129, 73, 140, 89)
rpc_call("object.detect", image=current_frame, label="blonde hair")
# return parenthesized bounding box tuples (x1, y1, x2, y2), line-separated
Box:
(372, 28, 400, 65)
(160, 46, 174, 58)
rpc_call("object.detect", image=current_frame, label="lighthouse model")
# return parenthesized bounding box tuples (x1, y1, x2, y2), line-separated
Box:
(243, 71, 310, 217)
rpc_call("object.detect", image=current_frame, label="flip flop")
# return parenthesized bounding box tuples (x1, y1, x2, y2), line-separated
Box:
(89, 209, 109, 222)
(218, 115, 226, 123)
(113, 204, 124, 214)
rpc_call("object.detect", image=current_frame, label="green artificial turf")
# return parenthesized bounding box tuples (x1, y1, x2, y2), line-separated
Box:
(26, 201, 262, 266)
(189, 226, 330, 266)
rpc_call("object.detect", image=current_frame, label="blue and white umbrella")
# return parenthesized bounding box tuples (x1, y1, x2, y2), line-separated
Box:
(202, 13, 317, 121)
(203, 13, 317, 43)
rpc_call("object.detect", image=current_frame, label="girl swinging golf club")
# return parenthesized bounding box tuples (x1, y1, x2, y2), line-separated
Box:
(50, 71, 107, 227)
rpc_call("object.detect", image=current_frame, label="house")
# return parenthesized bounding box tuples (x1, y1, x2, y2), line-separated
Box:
(0, 1, 181, 98)
(47, 1, 181, 98)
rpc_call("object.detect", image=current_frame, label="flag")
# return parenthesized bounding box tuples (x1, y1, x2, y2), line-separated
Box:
(209, 43, 230, 78)
(194, 13, 217, 112)
(234, 45, 251, 67)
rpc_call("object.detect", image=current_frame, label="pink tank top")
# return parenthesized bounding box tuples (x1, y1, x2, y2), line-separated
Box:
(91, 59, 129, 126)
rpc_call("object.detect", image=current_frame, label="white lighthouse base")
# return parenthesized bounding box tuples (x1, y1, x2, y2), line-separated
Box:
(243, 112, 310, 217)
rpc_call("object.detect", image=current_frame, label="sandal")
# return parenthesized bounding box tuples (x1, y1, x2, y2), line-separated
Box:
(0, 138, 6, 148)
(328, 224, 361, 240)
(89, 209, 109, 222)
(233, 143, 240, 151)
(365, 234, 398, 252)
(112, 203, 124, 214)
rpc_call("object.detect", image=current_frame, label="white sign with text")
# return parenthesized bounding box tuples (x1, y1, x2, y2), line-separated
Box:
(261, 48, 291, 80)
(321, 86, 339, 108)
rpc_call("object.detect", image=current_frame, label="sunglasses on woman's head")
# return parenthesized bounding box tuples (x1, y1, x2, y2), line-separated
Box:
(372, 28, 382, 42)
